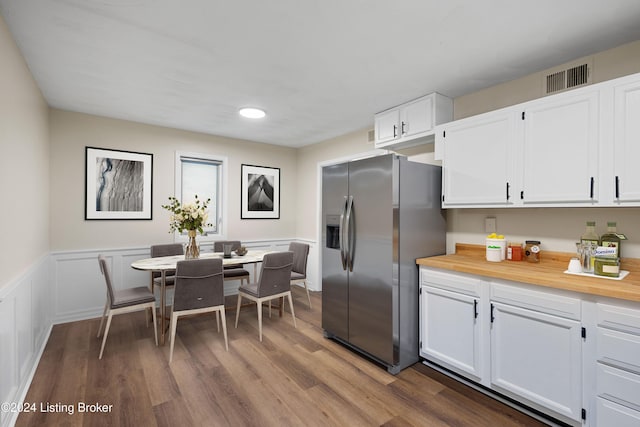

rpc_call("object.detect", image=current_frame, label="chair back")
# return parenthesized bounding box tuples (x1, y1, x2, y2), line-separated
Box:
(213, 240, 242, 252)
(98, 255, 116, 307)
(173, 258, 224, 312)
(289, 242, 309, 275)
(257, 252, 294, 297)
(150, 243, 184, 279)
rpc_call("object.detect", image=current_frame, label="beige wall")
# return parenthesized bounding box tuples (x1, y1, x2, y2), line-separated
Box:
(0, 16, 49, 288)
(455, 39, 640, 119)
(49, 110, 297, 251)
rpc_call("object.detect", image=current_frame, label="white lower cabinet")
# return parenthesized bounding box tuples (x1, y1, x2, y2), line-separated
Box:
(490, 301, 583, 422)
(420, 283, 484, 382)
(420, 267, 586, 426)
(595, 302, 640, 425)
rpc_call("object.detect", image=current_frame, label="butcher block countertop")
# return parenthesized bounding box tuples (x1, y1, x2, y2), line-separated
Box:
(416, 243, 640, 303)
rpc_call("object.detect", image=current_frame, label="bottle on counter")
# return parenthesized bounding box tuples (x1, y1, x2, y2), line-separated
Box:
(600, 221, 624, 259)
(580, 221, 599, 246)
(580, 221, 599, 270)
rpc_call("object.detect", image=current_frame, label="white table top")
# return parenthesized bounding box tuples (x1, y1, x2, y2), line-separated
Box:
(131, 249, 273, 271)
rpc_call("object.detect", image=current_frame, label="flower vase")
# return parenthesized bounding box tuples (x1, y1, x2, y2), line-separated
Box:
(185, 230, 200, 259)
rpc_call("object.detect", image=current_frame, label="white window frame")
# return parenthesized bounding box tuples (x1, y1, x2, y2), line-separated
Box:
(174, 151, 228, 242)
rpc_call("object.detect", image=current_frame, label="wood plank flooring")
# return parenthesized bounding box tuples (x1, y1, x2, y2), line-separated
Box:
(17, 287, 548, 426)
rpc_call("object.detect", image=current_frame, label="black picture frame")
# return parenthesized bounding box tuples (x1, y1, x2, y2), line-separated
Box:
(85, 146, 153, 220)
(241, 164, 280, 219)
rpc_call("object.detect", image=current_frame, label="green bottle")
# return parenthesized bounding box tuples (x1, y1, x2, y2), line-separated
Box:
(580, 221, 599, 246)
(600, 222, 623, 258)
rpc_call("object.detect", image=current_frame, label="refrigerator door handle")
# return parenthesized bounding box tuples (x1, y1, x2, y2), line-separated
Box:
(345, 195, 354, 272)
(339, 196, 348, 270)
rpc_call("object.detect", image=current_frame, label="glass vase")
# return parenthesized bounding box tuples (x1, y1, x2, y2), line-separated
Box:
(185, 229, 200, 259)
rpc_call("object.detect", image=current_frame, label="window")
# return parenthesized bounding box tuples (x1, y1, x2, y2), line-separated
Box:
(175, 151, 227, 240)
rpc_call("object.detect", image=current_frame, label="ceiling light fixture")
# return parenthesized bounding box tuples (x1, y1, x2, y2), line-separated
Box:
(239, 107, 266, 119)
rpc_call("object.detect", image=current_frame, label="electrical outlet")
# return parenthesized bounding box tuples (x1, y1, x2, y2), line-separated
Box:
(485, 217, 497, 233)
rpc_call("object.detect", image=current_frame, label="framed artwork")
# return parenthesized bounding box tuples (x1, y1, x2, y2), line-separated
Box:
(85, 146, 153, 220)
(241, 164, 280, 219)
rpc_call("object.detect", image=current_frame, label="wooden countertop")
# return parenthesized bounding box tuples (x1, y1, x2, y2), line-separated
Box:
(417, 244, 640, 303)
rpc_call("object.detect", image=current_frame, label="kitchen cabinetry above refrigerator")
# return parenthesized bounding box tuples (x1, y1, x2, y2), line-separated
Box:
(374, 93, 453, 150)
(437, 70, 640, 208)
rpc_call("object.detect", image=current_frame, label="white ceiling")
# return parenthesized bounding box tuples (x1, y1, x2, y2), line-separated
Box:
(3, 0, 640, 148)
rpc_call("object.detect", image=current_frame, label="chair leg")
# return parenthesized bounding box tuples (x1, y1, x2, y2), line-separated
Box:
(99, 312, 113, 359)
(151, 303, 158, 346)
(97, 301, 108, 338)
(169, 312, 179, 363)
(235, 294, 242, 328)
(219, 307, 229, 351)
(304, 280, 312, 309)
(257, 301, 263, 342)
(287, 292, 297, 328)
(215, 311, 220, 333)
(268, 300, 272, 318)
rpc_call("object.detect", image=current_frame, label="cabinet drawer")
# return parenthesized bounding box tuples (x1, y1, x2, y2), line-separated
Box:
(420, 268, 482, 297)
(597, 397, 640, 427)
(597, 363, 640, 410)
(491, 281, 581, 320)
(597, 302, 640, 335)
(597, 327, 640, 373)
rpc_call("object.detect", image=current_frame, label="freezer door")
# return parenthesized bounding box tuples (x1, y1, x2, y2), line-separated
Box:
(347, 155, 397, 365)
(321, 162, 349, 340)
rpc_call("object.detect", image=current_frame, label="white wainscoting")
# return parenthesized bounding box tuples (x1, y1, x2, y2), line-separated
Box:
(50, 238, 318, 324)
(0, 237, 317, 427)
(0, 255, 51, 427)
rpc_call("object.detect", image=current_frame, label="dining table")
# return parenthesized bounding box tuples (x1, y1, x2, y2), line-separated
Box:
(131, 249, 274, 344)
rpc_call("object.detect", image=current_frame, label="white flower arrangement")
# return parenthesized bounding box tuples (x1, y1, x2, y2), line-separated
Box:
(161, 195, 212, 234)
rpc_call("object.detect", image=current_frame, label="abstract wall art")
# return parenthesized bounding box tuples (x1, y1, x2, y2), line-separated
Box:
(85, 147, 153, 220)
(241, 164, 280, 219)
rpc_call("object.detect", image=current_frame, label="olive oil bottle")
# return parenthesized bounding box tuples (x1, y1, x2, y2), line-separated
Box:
(600, 221, 626, 258)
(580, 221, 599, 246)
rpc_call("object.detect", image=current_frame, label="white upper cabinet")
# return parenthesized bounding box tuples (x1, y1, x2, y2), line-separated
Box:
(374, 93, 453, 150)
(612, 77, 640, 204)
(521, 90, 600, 205)
(439, 71, 640, 208)
(441, 109, 518, 207)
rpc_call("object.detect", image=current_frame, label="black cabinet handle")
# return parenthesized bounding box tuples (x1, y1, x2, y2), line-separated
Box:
(393, 125, 397, 138)
(401, 121, 406, 135)
(474, 299, 478, 319)
(490, 303, 495, 323)
(615, 176, 620, 199)
(506, 182, 510, 201)
(590, 177, 594, 199)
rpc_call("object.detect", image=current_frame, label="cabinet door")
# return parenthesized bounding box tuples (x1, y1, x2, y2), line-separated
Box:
(421, 285, 483, 381)
(613, 79, 640, 203)
(521, 91, 599, 204)
(400, 95, 433, 138)
(597, 398, 640, 427)
(490, 302, 582, 421)
(374, 108, 400, 145)
(442, 110, 517, 207)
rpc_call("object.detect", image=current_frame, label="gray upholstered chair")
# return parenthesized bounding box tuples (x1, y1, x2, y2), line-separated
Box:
(235, 251, 296, 342)
(214, 240, 250, 286)
(289, 242, 311, 308)
(150, 243, 184, 293)
(97, 255, 158, 359)
(169, 258, 228, 363)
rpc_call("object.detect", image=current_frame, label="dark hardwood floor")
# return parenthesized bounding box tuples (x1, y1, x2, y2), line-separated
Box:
(17, 287, 548, 426)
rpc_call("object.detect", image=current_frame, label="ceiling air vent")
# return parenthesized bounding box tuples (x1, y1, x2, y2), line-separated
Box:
(544, 62, 591, 95)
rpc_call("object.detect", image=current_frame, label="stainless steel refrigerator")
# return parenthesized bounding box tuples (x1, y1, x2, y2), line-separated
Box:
(322, 154, 445, 374)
